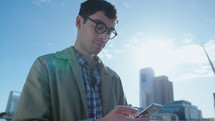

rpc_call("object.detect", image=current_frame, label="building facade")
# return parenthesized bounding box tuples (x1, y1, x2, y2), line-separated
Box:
(154, 75, 174, 105)
(160, 100, 202, 121)
(139, 67, 203, 121)
(139, 67, 174, 108)
(0, 91, 21, 121)
(139, 67, 155, 108)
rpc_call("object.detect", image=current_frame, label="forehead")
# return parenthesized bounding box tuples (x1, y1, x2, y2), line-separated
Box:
(89, 11, 117, 28)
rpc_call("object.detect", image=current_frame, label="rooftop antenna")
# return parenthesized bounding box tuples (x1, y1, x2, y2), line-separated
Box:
(201, 44, 215, 76)
(201, 44, 215, 117)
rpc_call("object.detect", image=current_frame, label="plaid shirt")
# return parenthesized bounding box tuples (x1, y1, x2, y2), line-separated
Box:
(74, 49, 103, 120)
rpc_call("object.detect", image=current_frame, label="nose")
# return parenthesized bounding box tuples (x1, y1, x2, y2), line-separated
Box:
(98, 31, 109, 42)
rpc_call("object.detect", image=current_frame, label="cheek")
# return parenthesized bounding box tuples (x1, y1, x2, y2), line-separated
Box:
(81, 24, 98, 41)
(87, 24, 98, 37)
(85, 28, 96, 39)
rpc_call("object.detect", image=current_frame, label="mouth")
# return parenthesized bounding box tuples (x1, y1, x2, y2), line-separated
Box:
(93, 41, 104, 49)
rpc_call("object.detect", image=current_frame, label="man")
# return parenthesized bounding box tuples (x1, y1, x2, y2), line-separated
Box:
(13, 0, 150, 121)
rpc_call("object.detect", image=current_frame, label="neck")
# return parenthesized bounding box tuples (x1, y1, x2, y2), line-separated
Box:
(74, 45, 97, 65)
(89, 54, 97, 65)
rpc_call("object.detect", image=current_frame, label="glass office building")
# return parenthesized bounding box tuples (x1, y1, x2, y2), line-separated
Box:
(0, 91, 21, 121)
(139, 68, 174, 108)
(154, 75, 174, 105)
(160, 100, 202, 121)
(139, 67, 155, 108)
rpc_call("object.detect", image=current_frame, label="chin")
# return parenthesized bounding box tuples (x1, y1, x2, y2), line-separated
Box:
(92, 49, 102, 55)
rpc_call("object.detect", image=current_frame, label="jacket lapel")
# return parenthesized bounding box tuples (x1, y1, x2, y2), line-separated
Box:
(69, 47, 88, 116)
(100, 64, 113, 114)
(55, 46, 88, 117)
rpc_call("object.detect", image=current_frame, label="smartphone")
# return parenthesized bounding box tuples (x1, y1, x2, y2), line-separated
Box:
(134, 103, 163, 118)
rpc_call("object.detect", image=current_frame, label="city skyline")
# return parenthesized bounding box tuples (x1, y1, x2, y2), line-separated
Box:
(1, 0, 215, 118)
(139, 67, 174, 107)
(139, 67, 206, 120)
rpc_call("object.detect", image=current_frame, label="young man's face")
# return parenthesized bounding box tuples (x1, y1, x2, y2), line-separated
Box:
(76, 11, 117, 57)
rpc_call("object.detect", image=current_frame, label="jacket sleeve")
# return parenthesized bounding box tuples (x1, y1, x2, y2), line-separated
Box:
(12, 57, 51, 121)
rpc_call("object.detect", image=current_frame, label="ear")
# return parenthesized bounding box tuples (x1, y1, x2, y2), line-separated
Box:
(76, 15, 84, 30)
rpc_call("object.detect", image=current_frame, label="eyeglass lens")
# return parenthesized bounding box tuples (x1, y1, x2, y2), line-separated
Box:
(95, 23, 116, 39)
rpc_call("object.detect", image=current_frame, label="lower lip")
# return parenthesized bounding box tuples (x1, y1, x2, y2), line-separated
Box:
(94, 42, 103, 48)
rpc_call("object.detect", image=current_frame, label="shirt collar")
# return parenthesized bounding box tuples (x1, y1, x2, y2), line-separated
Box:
(74, 48, 101, 68)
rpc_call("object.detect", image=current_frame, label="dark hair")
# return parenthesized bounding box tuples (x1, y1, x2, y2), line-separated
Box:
(79, 0, 118, 20)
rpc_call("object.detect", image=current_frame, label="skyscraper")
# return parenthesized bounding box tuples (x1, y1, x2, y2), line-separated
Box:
(154, 76, 174, 105)
(139, 67, 155, 108)
(139, 68, 174, 108)
(5, 91, 20, 117)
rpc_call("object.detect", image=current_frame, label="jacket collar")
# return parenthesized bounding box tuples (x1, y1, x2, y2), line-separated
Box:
(54, 46, 111, 76)
(54, 46, 115, 116)
(54, 46, 75, 59)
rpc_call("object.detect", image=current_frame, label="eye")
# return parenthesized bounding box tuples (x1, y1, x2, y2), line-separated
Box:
(96, 23, 106, 33)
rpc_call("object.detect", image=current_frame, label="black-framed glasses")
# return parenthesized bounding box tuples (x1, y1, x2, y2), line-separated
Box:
(81, 15, 117, 39)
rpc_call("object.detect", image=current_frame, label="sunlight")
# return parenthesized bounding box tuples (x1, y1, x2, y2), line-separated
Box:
(134, 40, 176, 76)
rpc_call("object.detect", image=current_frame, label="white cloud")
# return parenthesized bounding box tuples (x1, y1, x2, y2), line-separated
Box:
(123, 2, 129, 8)
(204, 39, 215, 60)
(174, 64, 214, 81)
(183, 33, 196, 44)
(111, 0, 116, 5)
(105, 53, 113, 59)
(107, 32, 214, 66)
(102, 31, 215, 81)
(40, 0, 50, 2)
(173, 40, 215, 81)
(100, 32, 144, 59)
(173, 44, 206, 64)
(122, 32, 144, 53)
(46, 42, 53, 47)
(99, 48, 113, 59)
(174, 71, 213, 81)
(194, 65, 212, 74)
(33, 0, 51, 6)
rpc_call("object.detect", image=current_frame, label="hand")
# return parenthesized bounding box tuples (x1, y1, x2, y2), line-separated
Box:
(96, 105, 151, 121)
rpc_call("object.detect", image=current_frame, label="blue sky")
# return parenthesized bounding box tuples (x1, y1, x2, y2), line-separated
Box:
(1, 0, 215, 118)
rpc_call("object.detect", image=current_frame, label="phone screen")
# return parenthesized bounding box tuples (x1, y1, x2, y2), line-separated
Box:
(134, 103, 163, 118)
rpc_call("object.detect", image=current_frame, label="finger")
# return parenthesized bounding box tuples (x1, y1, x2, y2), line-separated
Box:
(115, 105, 138, 114)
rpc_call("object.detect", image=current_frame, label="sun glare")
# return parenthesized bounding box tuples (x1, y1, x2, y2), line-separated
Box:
(135, 40, 176, 76)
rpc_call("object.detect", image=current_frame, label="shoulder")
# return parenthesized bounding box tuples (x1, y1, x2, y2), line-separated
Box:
(100, 62, 121, 82)
(97, 56, 120, 79)
(35, 46, 75, 62)
(32, 46, 76, 69)
(104, 65, 119, 78)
